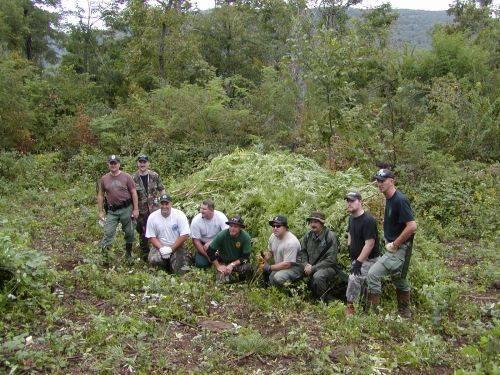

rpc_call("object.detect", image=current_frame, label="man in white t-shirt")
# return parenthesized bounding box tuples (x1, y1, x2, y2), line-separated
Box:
(260, 215, 301, 287)
(190, 199, 229, 268)
(145, 194, 191, 274)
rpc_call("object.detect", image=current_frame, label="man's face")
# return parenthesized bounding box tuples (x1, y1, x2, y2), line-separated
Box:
(228, 224, 241, 237)
(108, 161, 120, 173)
(272, 223, 287, 238)
(376, 178, 394, 194)
(137, 160, 149, 173)
(160, 201, 172, 217)
(308, 219, 323, 234)
(346, 198, 362, 214)
(200, 204, 214, 220)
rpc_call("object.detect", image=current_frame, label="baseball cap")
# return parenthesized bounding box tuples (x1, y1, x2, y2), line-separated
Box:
(226, 215, 246, 228)
(159, 194, 172, 203)
(345, 192, 362, 201)
(137, 155, 149, 162)
(108, 155, 120, 163)
(269, 215, 288, 227)
(373, 169, 395, 181)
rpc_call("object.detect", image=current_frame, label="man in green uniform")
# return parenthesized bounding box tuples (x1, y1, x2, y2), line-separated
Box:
(206, 215, 253, 283)
(367, 169, 417, 318)
(297, 211, 348, 302)
(131, 155, 165, 261)
(97, 155, 139, 264)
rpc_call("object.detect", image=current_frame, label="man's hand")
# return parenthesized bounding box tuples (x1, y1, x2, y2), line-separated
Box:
(132, 209, 139, 219)
(225, 263, 235, 275)
(304, 263, 313, 276)
(99, 211, 106, 221)
(385, 242, 397, 253)
(350, 260, 362, 276)
(216, 264, 227, 275)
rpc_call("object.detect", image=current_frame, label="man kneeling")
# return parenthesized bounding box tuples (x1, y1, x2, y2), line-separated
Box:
(207, 215, 253, 283)
(145, 194, 191, 274)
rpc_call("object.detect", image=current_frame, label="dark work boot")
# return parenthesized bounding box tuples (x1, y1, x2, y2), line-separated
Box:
(367, 292, 381, 312)
(125, 243, 133, 262)
(396, 290, 411, 318)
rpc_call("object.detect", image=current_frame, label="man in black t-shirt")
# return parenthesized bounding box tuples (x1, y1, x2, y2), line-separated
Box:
(367, 169, 417, 318)
(344, 192, 380, 316)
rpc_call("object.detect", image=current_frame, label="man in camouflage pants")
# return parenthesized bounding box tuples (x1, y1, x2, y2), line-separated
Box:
(131, 155, 165, 261)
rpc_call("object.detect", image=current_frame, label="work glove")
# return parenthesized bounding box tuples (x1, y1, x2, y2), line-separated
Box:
(159, 246, 173, 259)
(262, 263, 271, 274)
(350, 260, 362, 276)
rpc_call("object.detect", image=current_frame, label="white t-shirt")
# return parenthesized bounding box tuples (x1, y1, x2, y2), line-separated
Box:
(268, 231, 301, 264)
(146, 208, 190, 246)
(190, 210, 229, 243)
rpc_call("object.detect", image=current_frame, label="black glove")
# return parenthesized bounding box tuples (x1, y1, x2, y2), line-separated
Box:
(263, 263, 271, 274)
(350, 260, 362, 276)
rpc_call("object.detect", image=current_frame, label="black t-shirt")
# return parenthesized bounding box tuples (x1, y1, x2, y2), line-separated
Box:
(140, 174, 148, 194)
(347, 212, 380, 260)
(383, 190, 414, 242)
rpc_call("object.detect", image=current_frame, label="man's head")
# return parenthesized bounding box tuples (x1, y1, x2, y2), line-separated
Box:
(200, 199, 215, 220)
(306, 211, 325, 234)
(159, 194, 173, 217)
(136, 155, 149, 172)
(373, 168, 395, 195)
(107, 155, 121, 173)
(269, 215, 288, 239)
(345, 191, 363, 215)
(225, 215, 245, 237)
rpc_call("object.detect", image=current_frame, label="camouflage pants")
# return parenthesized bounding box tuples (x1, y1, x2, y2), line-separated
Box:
(216, 263, 254, 283)
(148, 246, 192, 275)
(366, 241, 412, 294)
(346, 257, 379, 302)
(100, 205, 135, 249)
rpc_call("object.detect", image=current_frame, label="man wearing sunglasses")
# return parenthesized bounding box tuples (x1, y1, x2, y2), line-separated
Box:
(132, 155, 166, 261)
(97, 155, 139, 265)
(260, 215, 301, 287)
(206, 215, 253, 283)
(367, 168, 417, 318)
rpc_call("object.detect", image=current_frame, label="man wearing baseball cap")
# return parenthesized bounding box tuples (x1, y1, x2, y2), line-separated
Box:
(131, 154, 166, 261)
(367, 168, 417, 318)
(344, 192, 380, 316)
(297, 211, 347, 302)
(97, 155, 139, 265)
(206, 215, 253, 283)
(145, 194, 191, 274)
(260, 215, 301, 287)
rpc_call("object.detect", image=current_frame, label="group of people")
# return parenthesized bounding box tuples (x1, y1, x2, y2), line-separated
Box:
(97, 155, 417, 318)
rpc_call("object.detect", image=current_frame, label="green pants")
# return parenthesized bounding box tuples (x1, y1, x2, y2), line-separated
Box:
(366, 241, 412, 294)
(100, 205, 135, 249)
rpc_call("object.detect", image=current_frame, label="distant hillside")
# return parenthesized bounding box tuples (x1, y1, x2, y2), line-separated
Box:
(349, 8, 453, 49)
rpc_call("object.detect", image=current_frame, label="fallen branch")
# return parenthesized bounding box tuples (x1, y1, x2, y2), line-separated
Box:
(174, 320, 198, 329)
(231, 351, 255, 364)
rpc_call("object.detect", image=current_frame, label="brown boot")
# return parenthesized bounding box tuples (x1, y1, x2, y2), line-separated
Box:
(345, 302, 355, 316)
(396, 290, 411, 318)
(367, 292, 381, 312)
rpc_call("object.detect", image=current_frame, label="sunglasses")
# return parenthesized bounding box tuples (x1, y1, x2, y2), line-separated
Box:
(272, 224, 283, 228)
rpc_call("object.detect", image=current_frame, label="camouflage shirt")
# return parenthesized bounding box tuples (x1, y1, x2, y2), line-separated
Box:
(131, 170, 165, 214)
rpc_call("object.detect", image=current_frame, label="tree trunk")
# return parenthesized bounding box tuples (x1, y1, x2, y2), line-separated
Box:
(23, 7, 33, 60)
(159, 21, 168, 79)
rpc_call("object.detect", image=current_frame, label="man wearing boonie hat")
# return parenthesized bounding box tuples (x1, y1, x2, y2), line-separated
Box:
(132, 154, 166, 261)
(296, 211, 347, 302)
(206, 215, 253, 283)
(344, 192, 380, 316)
(145, 194, 191, 274)
(366, 168, 417, 318)
(97, 155, 139, 265)
(259, 215, 301, 287)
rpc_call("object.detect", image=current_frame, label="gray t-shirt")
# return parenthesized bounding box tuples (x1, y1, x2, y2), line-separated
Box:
(190, 210, 229, 244)
(268, 231, 301, 264)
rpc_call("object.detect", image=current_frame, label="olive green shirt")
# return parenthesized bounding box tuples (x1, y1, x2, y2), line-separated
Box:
(297, 228, 340, 273)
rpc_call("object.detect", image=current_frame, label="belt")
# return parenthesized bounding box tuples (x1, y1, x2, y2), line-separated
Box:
(108, 199, 132, 211)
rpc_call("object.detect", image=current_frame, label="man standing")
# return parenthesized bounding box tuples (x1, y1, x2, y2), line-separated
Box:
(367, 169, 417, 318)
(344, 192, 380, 316)
(131, 155, 166, 261)
(145, 194, 191, 274)
(97, 155, 139, 263)
(206, 216, 253, 283)
(190, 200, 229, 268)
(260, 215, 301, 287)
(297, 212, 347, 302)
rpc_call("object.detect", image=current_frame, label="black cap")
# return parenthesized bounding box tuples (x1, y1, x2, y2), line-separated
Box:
(108, 155, 120, 163)
(373, 168, 395, 181)
(269, 215, 288, 227)
(226, 215, 245, 228)
(159, 194, 172, 203)
(306, 211, 326, 224)
(345, 192, 362, 201)
(137, 155, 149, 162)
